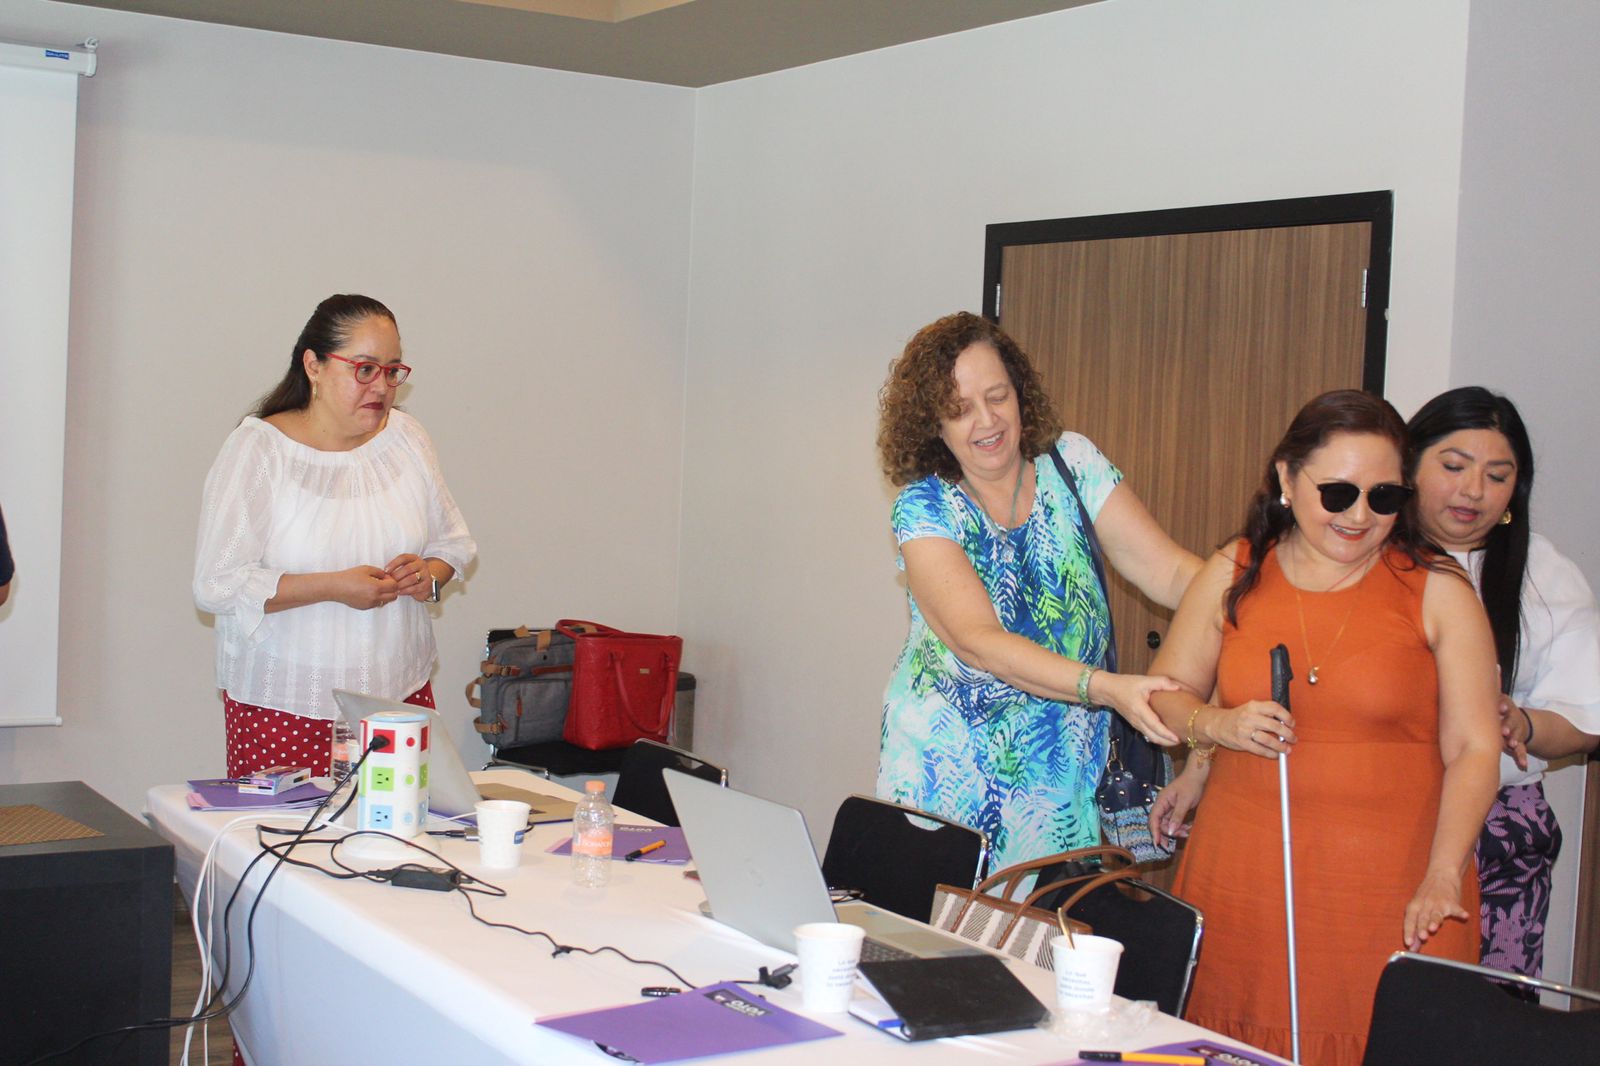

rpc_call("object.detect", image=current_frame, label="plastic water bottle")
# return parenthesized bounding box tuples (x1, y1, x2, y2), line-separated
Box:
(330, 719, 359, 783)
(571, 780, 615, 888)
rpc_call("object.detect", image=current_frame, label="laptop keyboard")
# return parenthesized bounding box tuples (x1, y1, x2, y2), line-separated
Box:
(859, 937, 915, 963)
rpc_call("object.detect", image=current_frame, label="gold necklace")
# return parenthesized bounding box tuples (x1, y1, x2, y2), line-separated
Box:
(963, 462, 1028, 529)
(1284, 544, 1370, 685)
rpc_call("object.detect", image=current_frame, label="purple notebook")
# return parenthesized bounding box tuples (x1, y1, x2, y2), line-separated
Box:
(538, 982, 841, 1062)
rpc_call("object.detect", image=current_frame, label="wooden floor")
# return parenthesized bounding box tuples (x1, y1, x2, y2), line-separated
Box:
(170, 888, 234, 1065)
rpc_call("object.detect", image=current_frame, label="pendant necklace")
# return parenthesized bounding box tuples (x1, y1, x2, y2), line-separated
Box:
(964, 461, 1028, 530)
(1285, 544, 1369, 686)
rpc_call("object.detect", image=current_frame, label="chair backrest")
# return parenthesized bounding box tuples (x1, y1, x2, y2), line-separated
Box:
(1050, 876, 1203, 1018)
(1362, 952, 1600, 1065)
(610, 739, 726, 826)
(819, 794, 989, 922)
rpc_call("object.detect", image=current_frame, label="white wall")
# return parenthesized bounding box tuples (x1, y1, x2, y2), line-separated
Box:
(0, 2, 695, 813)
(1450, 0, 1600, 997)
(681, 0, 1473, 840)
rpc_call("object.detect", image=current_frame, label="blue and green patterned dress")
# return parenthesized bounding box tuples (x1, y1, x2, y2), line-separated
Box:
(877, 432, 1121, 870)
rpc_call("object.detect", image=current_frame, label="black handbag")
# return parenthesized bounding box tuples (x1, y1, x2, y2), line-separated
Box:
(1049, 447, 1174, 863)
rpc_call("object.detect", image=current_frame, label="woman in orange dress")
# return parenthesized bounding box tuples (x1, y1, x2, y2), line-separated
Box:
(1147, 390, 1500, 1065)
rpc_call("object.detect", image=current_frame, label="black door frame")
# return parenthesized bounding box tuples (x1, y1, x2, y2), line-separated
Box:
(982, 190, 1394, 393)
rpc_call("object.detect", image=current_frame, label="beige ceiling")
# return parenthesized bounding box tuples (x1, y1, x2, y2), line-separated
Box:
(55, 0, 1100, 87)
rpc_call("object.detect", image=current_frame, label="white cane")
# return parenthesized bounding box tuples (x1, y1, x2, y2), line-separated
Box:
(1270, 643, 1301, 1065)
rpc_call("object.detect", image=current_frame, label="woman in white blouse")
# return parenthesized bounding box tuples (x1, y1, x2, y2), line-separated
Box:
(1406, 386, 1599, 977)
(194, 294, 476, 778)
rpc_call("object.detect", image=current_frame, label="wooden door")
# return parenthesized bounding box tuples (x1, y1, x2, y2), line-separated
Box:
(997, 221, 1374, 672)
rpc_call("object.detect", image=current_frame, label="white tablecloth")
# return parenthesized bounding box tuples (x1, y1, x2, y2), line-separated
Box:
(147, 771, 1286, 1065)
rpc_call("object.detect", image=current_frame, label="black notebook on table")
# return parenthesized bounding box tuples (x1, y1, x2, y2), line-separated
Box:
(856, 954, 1049, 1042)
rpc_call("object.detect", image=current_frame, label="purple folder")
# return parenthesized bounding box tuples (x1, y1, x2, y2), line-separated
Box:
(538, 982, 841, 1062)
(186, 779, 330, 811)
(1065, 1039, 1289, 1065)
(545, 823, 691, 864)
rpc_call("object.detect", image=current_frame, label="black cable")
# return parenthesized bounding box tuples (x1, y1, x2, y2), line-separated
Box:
(19, 739, 387, 1066)
(453, 888, 697, 989)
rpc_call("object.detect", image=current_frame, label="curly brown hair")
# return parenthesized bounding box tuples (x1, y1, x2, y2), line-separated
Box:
(877, 312, 1064, 486)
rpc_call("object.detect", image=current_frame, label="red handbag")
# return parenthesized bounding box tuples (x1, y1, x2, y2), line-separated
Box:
(556, 619, 683, 750)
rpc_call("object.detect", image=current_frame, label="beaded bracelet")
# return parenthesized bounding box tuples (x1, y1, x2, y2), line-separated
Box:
(1076, 665, 1097, 705)
(1186, 705, 1219, 765)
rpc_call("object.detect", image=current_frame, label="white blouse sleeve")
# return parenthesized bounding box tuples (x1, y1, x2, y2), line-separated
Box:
(1519, 534, 1600, 737)
(408, 418, 476, 580)
(192, 422, 283, 647)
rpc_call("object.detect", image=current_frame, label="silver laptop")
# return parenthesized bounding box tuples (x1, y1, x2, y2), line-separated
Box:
(330, 690, 577, 823)
(663, 769, 981, 959)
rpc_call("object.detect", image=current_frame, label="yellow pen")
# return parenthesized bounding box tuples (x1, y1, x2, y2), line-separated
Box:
(624, 839, 667, 862)
(1079, 1053, 1208, 1066)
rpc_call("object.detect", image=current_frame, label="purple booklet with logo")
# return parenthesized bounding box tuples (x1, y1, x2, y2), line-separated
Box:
(537, 982, 842, 1062)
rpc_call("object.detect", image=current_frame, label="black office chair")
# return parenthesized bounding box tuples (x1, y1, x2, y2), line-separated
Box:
(609, 739, 727, 826)
(1362, 951, 1600, 1065)
(1033, 864, 1203, 1018)
(819, 794, 990, 922)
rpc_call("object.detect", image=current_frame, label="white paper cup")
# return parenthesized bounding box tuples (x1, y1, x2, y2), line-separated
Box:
(794, 922, 866, 1012)
(474, 799, 531, 869)
(1051, 933, 1124, 1013)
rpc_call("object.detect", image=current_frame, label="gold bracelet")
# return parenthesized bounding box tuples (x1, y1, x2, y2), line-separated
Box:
(1186, 705, 1219, 764)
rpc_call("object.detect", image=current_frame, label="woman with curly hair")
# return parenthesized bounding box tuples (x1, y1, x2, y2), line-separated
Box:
(875, 311, 1199, 869)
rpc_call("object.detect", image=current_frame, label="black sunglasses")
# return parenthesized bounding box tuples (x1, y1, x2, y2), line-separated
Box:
(1311, 480, 1413, 516)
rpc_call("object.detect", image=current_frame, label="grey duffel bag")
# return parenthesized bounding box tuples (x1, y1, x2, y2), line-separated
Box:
(467, 624, 599, 748)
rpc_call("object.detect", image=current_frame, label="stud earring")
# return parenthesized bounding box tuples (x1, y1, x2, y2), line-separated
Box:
(1279, 493, 1290, 508)
(1499, 510, 1513, 526)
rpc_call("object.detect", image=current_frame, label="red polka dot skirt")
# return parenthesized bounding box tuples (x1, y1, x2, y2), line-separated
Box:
(222, 683, 437, 778)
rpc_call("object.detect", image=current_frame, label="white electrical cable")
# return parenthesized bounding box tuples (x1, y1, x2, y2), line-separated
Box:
(180, 790, 356, 1066)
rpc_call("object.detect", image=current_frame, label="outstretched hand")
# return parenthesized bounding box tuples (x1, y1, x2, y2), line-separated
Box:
(1403, 869, 1469, 951)
(1095, 671, 1183, 746)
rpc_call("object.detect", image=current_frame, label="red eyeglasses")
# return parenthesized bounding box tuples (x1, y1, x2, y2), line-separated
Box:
(322, 352, 412, 387)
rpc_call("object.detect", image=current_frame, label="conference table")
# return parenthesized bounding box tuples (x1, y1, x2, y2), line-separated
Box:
(146, 770, 1287, 1065)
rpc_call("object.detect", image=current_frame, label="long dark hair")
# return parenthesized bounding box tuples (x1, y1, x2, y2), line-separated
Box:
(1225, 389, 1426, 624)
(249, 294, 397, 420)
(1407, 386, 1533, 694)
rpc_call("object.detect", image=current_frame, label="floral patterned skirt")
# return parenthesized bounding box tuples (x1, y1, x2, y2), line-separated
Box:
(1477, 781, 1562, 977)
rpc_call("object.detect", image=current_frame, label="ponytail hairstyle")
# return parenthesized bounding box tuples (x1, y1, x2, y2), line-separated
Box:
(249, 294, 397, 420)
(1225, 389, 1424, 624)
(1406, 386, 1533, 694)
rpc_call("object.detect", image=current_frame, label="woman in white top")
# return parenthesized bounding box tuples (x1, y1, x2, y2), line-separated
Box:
(194, 294, 476, 778)
(1406, 386, 1600, 977)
